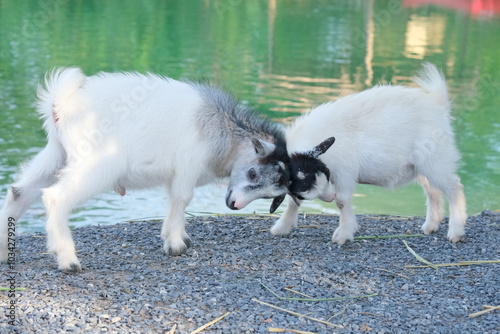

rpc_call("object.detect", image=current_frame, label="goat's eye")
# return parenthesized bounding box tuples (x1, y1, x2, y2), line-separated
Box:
(296, 195, 305, 200)
(248, 168, 257, 181)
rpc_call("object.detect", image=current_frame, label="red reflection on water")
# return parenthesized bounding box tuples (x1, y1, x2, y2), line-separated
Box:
(404, 0, 500, 17)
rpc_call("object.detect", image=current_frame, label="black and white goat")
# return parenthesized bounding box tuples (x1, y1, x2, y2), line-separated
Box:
(271, 63, 467, 244)
(0, 68, 290, 272)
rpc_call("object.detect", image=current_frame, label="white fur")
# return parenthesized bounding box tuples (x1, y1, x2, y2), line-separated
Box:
(0, 68, 286, 271)
(272, 63, 467, 243)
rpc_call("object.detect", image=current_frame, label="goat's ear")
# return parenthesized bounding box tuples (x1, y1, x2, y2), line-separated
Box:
(270, 194, 286, 213)
(252, 138, 276, 157)
(309, 137, 335, 158)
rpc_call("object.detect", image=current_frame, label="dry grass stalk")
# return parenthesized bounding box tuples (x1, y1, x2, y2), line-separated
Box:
(189, 312, 230, 334)
(166, 324, 177, 334)
(252, 298, 344, 329)
(259, 225, 318, 233)
(190, 212, 280, 219)
(268, 327, 317, 334)
(284, 287, 314, 299)
(157, 306, 180, 313)
(402, 240, 439, 269)
(405, 259, 500, 269)
(354, 234, 423, 240)
(258, 280, 377, 302)
(359, 312, 385, 318)
(365, 216, 413, 220)
(468, 305, 500, 318)
(326, 302, 352, 321)
(374, 267, 410, 279)
(41, 250, 81, 255)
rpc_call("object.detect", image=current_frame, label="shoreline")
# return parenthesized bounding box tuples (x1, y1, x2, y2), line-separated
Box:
(1, 211, 499, 333)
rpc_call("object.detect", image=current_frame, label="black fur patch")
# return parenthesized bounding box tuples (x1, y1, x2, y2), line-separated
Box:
(288, 153, 330, 195)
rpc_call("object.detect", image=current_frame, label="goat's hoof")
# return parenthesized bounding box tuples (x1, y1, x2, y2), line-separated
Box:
(331, 229, 354, 245)
(164, 238, 192, 256)
(167, 246, 187, 256)
(270, 223, 292, 236)
(447, 233, 464, 243)
(0, 252, 7, 263)
(61, 262, 82, 273)
(332, 238, 347, 245)
(183, 236, 193, 249)
(447, 224, 465, 243)
(56, 252, 82, 272)
(421, 221, 439, 235)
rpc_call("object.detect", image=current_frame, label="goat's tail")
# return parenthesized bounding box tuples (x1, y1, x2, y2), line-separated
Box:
(36, 67, 86, 133)
(412, 63, 450, 111)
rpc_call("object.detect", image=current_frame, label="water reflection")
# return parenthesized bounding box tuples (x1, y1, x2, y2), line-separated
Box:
(404, 14, 446, 59)
(257, 72, 358, 114)
(403, 0, 500, 18)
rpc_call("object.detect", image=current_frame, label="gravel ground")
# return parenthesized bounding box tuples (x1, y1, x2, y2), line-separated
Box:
(1, 211, 499, 334)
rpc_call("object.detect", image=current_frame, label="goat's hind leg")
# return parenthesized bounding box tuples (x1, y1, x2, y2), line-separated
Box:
(443, 175, 467, 242)
(421, 173, 467, 242)
(0, 145, 63, 262)
(42, 157, 120, 272)
(0, 186, 44, 263)
(419, 175, 444, 235)
(417, 136, 467, 241)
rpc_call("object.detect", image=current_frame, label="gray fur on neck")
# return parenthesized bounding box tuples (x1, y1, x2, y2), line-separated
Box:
(193, 82, 287, 176)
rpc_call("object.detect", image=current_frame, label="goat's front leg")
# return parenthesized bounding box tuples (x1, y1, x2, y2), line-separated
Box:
(331, 182, 358, 244)
(271, 196, 301, 235)
(162, 182, 194, 256)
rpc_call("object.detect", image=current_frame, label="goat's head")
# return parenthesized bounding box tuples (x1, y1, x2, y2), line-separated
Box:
(287, 137, 336, 204)
(226, 138, 291, 212)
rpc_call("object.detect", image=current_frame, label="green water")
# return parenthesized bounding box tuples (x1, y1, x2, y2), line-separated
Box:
(1, 0, 499, 233)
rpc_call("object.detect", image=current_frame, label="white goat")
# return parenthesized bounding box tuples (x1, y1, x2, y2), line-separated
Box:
(0, 68, 291, 272)
(271, 63, 467, 244)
